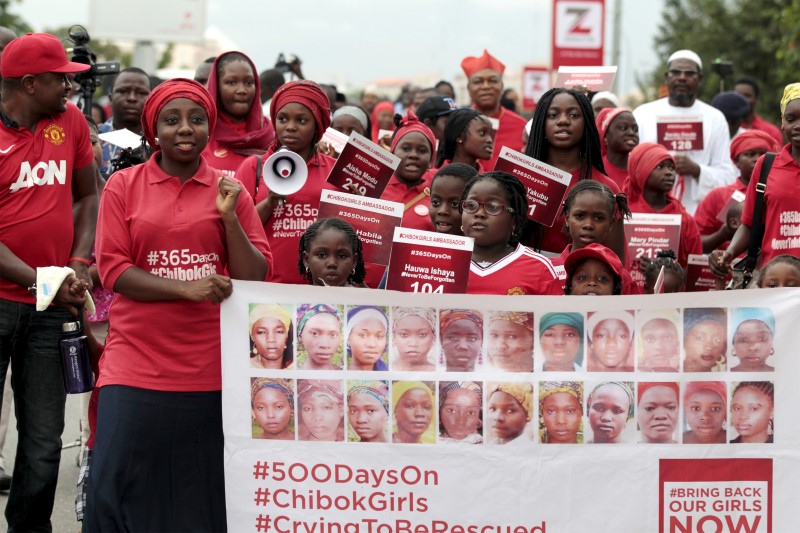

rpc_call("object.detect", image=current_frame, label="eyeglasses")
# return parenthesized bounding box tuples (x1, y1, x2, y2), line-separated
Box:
(667, 69, 700, 78)
(460, 199, 515, 216)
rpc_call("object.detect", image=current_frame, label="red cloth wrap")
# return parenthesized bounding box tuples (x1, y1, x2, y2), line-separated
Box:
(729, 129, 780, 161)
(595, 107, 630, 155)
(207, 51, 275, 152)
(141, 78, 216, 152)
(269, 80, 331, 150)
(623, 142, 675, 203)
(638, 382, 680, 404)
(461, 49, 505, 77)
(390, 110, 436, 164)
(371, 101, 396, 143)
(683, 381, 727, 412)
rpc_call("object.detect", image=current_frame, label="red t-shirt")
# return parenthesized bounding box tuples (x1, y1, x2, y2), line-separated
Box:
(693, 179, 747, 237)
(467, 244, 562, 295)
(0, 102, 94, 303)
(201, 138, 253, 178)
(96, 156, 271, 391)
(380, 174, 435, 232)
(551, 245, 642, 295)
(627, 199, 703, 269)
(744, 115, 783, 148)
(535, 166, 621, 254)
(483, 107, 528, 170)
(601, 154, 628, 190)
(741, 145, 800, 264)
(237, 150, 337, 284)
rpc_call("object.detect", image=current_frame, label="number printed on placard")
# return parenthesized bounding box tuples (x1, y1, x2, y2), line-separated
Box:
(343, 177, 367, 196)
(670, 140, 693, 151)
(528, 204, 537, 216)
(409, 282, 444, 294)
(635, 247, 662, 259)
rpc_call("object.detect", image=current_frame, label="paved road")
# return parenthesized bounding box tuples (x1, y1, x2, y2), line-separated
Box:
(0, 392, 84, 532)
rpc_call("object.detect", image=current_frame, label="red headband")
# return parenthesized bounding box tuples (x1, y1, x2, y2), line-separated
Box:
(269, 80, 331, 149)
(390, 110, 436, 164)
(623, 142, 674, 202)
(638, 382, 680, 403)
(683, 381, 727, 412)
(141, 78, 216, 152)
(729, 130, 779, 161)
(595, 107, 630, 155)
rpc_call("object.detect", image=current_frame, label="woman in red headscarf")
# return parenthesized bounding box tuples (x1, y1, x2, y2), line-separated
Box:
(623, 142, 702, 268)
(202, 51, 276, 176)
(87, 79, 271, 531)
(371, 100, 396, 147)
(595, 107, 639, 189)
(236, 80, 338, 284)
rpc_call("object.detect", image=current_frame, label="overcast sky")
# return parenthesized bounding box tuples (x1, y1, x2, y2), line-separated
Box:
(13, 0, 666, 96)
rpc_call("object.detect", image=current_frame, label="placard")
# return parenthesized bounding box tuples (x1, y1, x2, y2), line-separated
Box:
(686, 254, 717, 292)
(624, 213, 682, 288)
(493, 146, 572, 226)
(385, 228, 473, 294)
(657, 115, 705, 152)
(554, 65, 617, 92)
(222, 282, 797, 532)
(326, 131, 400, 198)
(319, 127, 349, 157)
(716, 190, 746, 223)
(522, 66, 551, 109)
(552, 0, 605, 69)
(317, 190, 404, 266)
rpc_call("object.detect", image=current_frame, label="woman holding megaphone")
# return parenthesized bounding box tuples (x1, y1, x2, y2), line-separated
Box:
(237, 80, 338, 284)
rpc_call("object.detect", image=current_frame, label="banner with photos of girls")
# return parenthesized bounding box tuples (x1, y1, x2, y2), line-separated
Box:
(221, 281, 799, 533)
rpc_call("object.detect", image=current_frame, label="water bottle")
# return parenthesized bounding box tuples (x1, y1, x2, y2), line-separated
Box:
(59, 321, 94, 394)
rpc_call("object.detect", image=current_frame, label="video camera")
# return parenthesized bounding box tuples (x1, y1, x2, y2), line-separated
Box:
(67, 25, 120, 116)
(275, 53, 301, 80)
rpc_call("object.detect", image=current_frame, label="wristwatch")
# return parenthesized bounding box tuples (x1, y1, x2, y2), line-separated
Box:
(27, 283, 36, 297)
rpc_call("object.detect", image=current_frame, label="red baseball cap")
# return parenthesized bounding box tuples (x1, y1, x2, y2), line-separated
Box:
(1, 33, 91, 78)
(564, 243, 624, 279)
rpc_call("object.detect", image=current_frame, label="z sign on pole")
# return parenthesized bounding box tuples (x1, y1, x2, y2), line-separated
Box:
(551, 0, 605, 69)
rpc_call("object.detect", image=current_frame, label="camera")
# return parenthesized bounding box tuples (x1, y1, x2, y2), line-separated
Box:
(67, 25, 120, 115)
(711, 59, 733, 79)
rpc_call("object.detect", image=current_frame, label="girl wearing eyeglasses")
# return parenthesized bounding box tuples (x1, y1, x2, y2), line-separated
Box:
(462, 171, 562, 295)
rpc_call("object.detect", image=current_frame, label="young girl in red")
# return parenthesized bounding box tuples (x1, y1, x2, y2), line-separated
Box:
(462, 172, 561, 295)
(434, 108, 493, 172)
(297, 218, 366, 287)
(623, 142, 702, 269)
(595, 107, 639, 189)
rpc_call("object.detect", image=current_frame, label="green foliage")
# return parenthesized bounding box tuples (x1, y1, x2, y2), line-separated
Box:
(0, 0, 32, 34)
(644, 0, 800, 122)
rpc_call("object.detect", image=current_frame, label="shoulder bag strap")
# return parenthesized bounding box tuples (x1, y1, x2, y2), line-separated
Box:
(744, 151, 776, 271)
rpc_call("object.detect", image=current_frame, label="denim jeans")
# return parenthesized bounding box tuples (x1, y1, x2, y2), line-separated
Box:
(0, 298, 69, 533)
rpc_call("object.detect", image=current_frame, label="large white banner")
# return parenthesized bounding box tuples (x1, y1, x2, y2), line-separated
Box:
(222, 282, 799, 532)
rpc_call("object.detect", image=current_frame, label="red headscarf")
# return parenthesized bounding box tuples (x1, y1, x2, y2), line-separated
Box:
(207, 51, 275, 153)
(460, 49, 505, 78)
(638, 382, 680, 404)
(390, 111, 436, 164)
(730, 129, 780, 161)
(269, 80, 331, 150)
(595, 107, 630, 155)
(370, 101, 395, 143)
(622, 142, 675, 203)
(141, 78, 216, 153)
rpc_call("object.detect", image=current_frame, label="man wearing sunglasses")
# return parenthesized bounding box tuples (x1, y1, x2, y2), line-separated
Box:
(633, 49, 737, 214)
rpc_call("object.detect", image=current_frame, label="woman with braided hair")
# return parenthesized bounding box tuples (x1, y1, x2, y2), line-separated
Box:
(730, 381, 774, 443)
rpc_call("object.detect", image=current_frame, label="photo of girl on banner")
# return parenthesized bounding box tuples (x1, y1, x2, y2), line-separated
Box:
(586, 311, 634, 372)
(486, 312, 534, 372)
(296, 304, 344, 370)
(346, 306, 389, 371)
(486, 382, 534, 445)
(251, 378, 295, 440)
(682, 308, 727, 372)
(682, 381, 727, 444)
(249, 304, 294, 369)
(392, 381, 436, 444)
(346, 380, 390, 443)
(440, 309, 483, 372)
(636, 309, 680, 372)
(730, 308, 776, 372)
(586, 381, 635, 444)
(391, 307, 437, 371)
(730, 381, 774, 444)
(297, 379, 344, 442)
(637, 382, 679, 444)
(537, 312, 584, 371)
(439, 381, 483, 444)
(539, 381, 584, 444)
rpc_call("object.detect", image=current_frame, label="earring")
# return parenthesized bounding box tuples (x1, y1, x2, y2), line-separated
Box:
(252, 346, 258, 355)
(457, 139, 463, 143)
(351, 268, 356, 275)
(460, 225, 464, 232)
(770, 348, 775, 355)
(305, 265, 310, 273)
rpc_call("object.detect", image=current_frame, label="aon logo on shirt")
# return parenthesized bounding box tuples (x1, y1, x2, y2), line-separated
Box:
(9, 160, 67, 192)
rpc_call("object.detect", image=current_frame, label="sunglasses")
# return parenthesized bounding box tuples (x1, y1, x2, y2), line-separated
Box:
(460, 200, 515, 216)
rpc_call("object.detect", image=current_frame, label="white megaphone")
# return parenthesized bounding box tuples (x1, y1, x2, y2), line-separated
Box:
(262, 147, 308, 196)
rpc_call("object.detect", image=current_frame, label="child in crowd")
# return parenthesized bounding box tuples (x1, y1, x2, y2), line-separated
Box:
(642, 249, 686, 294)
(434, 108, 493, 172)
(298, 217, 366, 287)
(563, 243, 624, 296)
(595, 107, 639, 189)
(756, 254, 800, 288)
(461, 172, 561, 295)
(428, 162, 479, 235)
(623, 142, 702, 270)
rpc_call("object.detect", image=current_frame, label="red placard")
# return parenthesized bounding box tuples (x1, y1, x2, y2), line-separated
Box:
(685, 253, 717, 292)
(554, 66, 617, 91)
(493, 147, 572, 227)
(317, 190, 404, 266)
(552, 0, 606, 70)
(326, 131, 400, 198)
(385, 228, 474, 294)
(656, 116, 704, 151)
(522, 66, 550, 109)
(623, 213, 682, 289)
(716, 189, 746, 223)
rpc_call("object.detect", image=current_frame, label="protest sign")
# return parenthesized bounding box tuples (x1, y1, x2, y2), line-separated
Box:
(554, 65, 617, 92)
(385, 228, 473, 294)
(657, 116, 705, 152)
(624, 213, 682, 288)
(327, 132, 400, 198)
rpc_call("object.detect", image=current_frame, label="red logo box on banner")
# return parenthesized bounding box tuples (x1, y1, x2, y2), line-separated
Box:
(522, 66, 551, 110)
(554, 65, 617, 92)
(493, 147, 572, 227)
(659, 458, 772, 533)
(326, 131, 400, 198)
(657, 115, 705, 152)
(552, 0, 605, 69)
(317, 190, 403, 266)
(386, 228, 474, 294)
(624, 213, 682, 288)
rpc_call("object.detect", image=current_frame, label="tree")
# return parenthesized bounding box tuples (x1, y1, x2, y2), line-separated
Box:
(0, 0, 32, 35)
(643, 0, 800, 122)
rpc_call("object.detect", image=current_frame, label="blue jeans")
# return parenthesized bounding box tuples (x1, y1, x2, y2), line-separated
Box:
(0, 298, 69, 533)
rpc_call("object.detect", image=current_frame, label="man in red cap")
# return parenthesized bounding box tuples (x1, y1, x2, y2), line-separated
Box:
(0, 32, 96, 531)
(461, 49, 527, 169)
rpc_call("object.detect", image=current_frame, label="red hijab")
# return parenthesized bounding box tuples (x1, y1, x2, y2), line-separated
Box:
(141, 78, 216, 153)
(390, 111, 436, 164)
(595, 107, 630, 155)
(730, 129, 779, 161)
(371, 101, 396, 143)
(269, 80, 331, 151)
(623, 142, 676, 204)
(207, 51, 275, 153)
